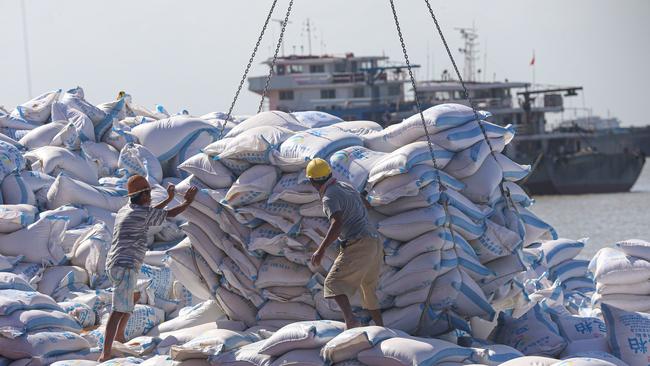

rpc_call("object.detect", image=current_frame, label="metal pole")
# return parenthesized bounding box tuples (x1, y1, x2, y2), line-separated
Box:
(20, 0, 33, 99)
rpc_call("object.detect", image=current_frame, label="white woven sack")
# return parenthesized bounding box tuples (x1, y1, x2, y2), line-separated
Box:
(118, 143, 163, 183)
(0, 289, 62, 316)
(270, 349, 323, 366)
(166, 240, 218, 301)
(363, 104, 489, 152)
(37, 266, 88, 297)
(178, 153, 234, 189)
(366, 164, 463, 205)
(225, 110, 303, 139)
(0, 204, 37, 233)
(367, 141, 454, 185)
(357, 336, 474, 366)
(223, 165, 279, 207)
(601, 303, 650, 366)
(460, 156, 503, 204)
(1, 173, 36, 206)
(330, 146, 387, 191)
(0, 216, 67, 265)
(257, 301, 318, 322)
(291, 111, 343, 128)
(272, 127, 363, 172)
(444, 138, 505, 180)
(589, 247, 650, 285)
(0, 330, 90, 360)
(10, 89, 61, 125)
(208, 340, 273, 366)
(218, 126, 294, 164)
(25, 146, 99, 185)
(18, 121, 67, 149)
(80, 141, 119, 177)
(614, 239, 650, 261)
(47, 174, 126, 212)
(215, 287, 257, 327)
(50, 102, 95, 148)
(0, 309, 81, 337)
(321, 326, 409, 363)
(268, 171, 318, 204)
(170, 329, 260, 361)
(130, 116, 218, 161)
(60, 87, 106, 124)
(258, 320, 345, 356)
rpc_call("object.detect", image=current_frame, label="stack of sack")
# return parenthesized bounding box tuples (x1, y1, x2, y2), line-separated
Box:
(1, 88, 639, 366)
(0, 88, 237, 364)
(167, 104, 564, 338)
(589, 239, 650, 313)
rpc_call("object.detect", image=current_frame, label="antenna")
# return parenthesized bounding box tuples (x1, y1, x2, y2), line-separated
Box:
(20, 0, 33, 98)
(272, 18, 292, 56)
(483, 38, 487, 82)
(301, 18, 313, 55)
(455, 25, 479, 82)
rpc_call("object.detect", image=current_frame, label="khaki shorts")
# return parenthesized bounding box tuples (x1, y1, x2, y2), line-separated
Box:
(324, 236, 383, 310)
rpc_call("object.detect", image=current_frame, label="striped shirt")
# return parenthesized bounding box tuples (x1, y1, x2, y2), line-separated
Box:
(106, 204, 167, 270)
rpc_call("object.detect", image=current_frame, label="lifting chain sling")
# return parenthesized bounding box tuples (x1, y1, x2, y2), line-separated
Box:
(387, 0, 459, 336)
(422, 0, 516, 208)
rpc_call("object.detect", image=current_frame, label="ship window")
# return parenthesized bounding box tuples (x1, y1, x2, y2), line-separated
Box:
(279, 91, 294, 100)
(321, 89, 336, 99)
(276, 65, 286, 75)
(309, 64, 325, 73)
(334, 62, 346, 73)
(289, 65, 304, 74)
(353, 87, 365, 98)
(388, 85, 401, 96)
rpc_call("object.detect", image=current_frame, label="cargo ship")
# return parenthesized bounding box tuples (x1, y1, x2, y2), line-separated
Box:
(247, 29, 645, 195)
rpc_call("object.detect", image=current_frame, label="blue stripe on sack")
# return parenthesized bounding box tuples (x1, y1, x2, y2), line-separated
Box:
(600, 304, 621, 358)
(95, 98, 125, 140)
(14, 175, 28, 204)
(533, 304, 561, 335)
(423, 347, 474, 366)
(450, 215, 485, 236)
(447, 126, 481, 141)
(550, 259, 589, 280)
(546, 242, 584, 266)
(458, 257, 492, 276)
(25, 316, 82, 332)
(158, 128, 219, 162)
(455, 282, 495, 318)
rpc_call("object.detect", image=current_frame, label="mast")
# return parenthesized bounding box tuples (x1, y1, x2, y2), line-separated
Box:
(456, 26, 479, 82)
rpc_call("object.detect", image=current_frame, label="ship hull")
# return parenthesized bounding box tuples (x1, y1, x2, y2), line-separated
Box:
(519, 152, 645, 195)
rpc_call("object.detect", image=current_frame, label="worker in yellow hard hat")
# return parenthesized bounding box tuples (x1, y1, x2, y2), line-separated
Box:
(307, 158, 384, 329)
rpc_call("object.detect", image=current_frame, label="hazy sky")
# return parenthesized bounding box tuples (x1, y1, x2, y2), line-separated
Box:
(1, 0, 648, 126)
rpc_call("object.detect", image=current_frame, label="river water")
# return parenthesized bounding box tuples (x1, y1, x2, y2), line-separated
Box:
(530, 158, 650, 260)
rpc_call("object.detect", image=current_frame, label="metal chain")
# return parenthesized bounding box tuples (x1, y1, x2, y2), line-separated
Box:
(389, 0, 460, 336)
(217, 0, 279, 139)
(388, 0, 445, 193)
(422, 0, 515, 203)
(258, 0, 295, 113)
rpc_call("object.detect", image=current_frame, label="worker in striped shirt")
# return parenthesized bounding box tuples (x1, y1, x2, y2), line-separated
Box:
(99, 175, 197, 361)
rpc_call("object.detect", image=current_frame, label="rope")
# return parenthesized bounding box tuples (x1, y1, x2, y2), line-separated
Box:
(217, 0, 279, 139)
(388, 0, 458, 336)
(258, 0, 295, 113)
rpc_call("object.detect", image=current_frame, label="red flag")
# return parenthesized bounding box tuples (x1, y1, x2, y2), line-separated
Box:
(530, 51, 536, 66)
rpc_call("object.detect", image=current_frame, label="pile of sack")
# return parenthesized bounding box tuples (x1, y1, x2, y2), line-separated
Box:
(0, 88, 644, 366)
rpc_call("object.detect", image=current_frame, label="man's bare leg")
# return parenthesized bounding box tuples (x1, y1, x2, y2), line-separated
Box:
(115, 312, 131, 343)
(368, 309, 384, 327)
(333, 295, 360, 329)
(99, 311, 126, 361)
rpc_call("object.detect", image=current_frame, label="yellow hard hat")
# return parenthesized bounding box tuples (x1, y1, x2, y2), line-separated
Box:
(306, 158, 332, 180)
